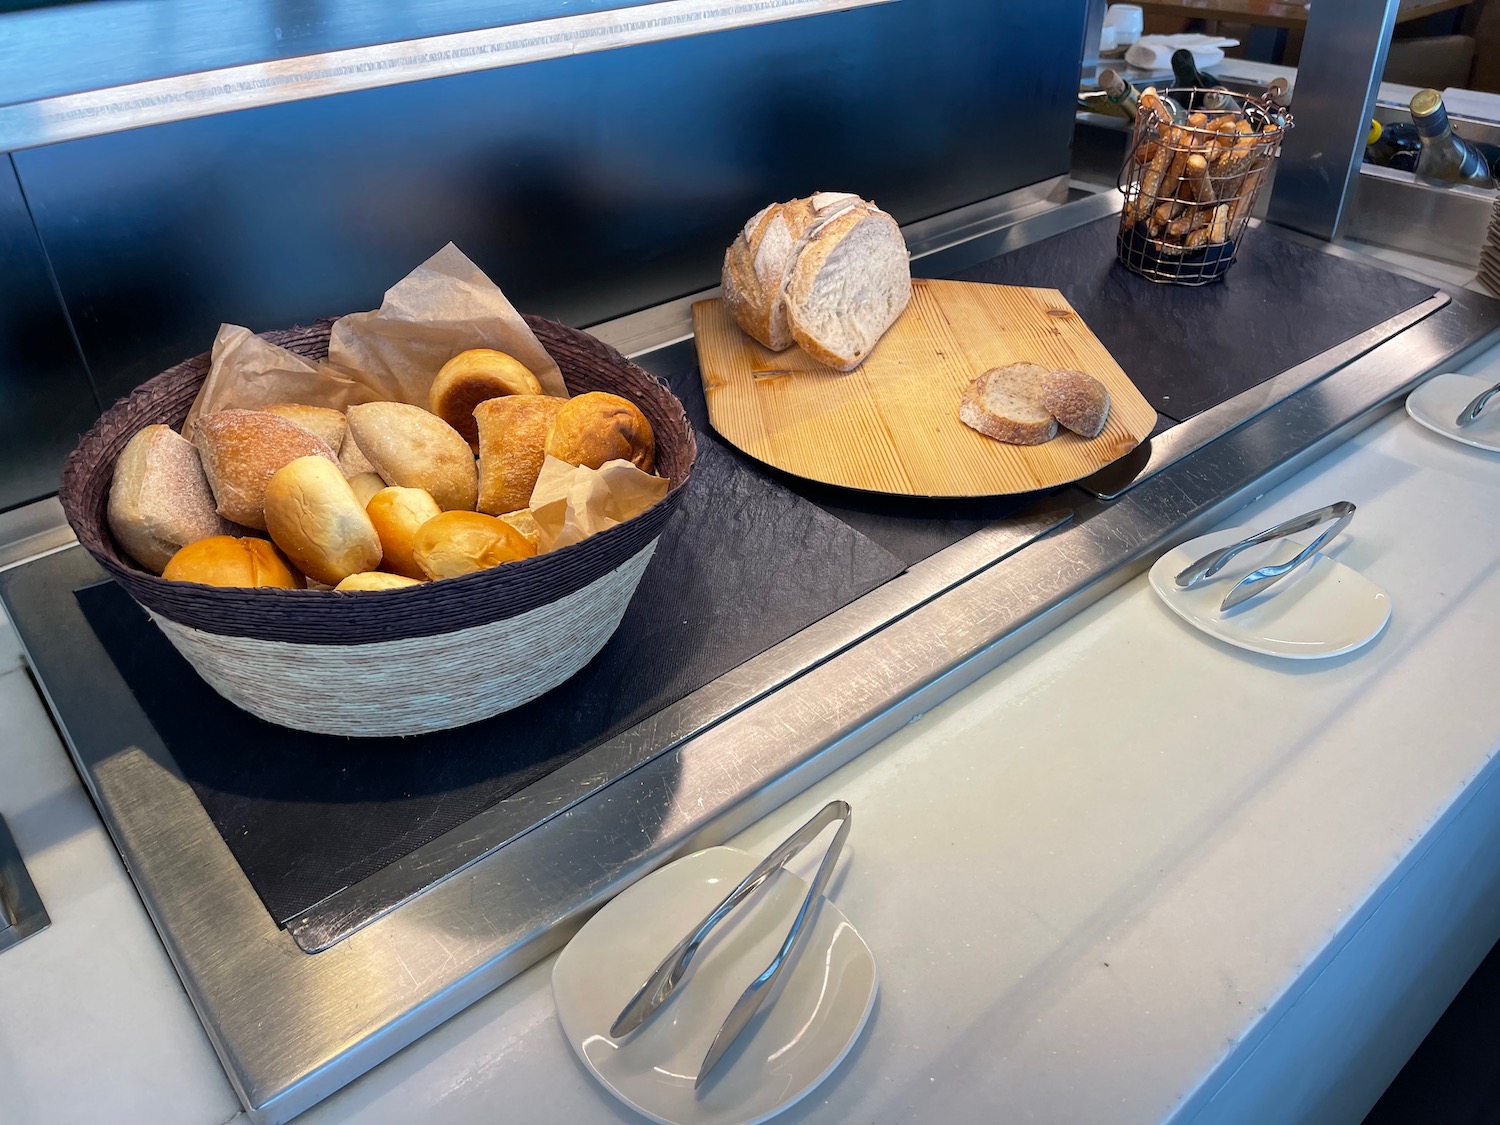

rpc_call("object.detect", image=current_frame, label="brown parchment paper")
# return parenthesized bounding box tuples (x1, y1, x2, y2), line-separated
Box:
(183, 243, 567, 433)
(182, 325, 385, 437)
(529, 455, 670, 552)
(327, 243, 567, 403)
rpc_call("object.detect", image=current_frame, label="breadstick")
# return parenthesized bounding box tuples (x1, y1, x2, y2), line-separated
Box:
(1209, 203, 1230, 243)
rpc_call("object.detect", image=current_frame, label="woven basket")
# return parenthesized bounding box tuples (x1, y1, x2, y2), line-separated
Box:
(59, 316, 697, 737)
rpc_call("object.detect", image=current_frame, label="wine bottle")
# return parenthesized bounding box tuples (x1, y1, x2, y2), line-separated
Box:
(1097, 68, 1140, 121)
(1410, 88, 1495, 188)
(1364, 120, 1422, 171)
(1170, 48, 1230, 111)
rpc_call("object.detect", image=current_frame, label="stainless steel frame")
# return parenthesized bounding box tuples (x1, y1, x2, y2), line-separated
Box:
(0, 813, 49, 953)
(0, 0, 897, 153)
(9, 192, 1500, 1124)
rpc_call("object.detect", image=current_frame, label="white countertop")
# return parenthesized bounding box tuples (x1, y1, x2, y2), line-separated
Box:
(4, 350, 1500, 1125)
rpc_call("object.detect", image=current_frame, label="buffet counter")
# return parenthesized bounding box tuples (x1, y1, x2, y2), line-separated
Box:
(4, 316, 1500, 1124)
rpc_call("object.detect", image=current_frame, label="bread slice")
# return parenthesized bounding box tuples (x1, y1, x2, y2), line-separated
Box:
(959, 364, 1058, 445)
(1040, 368, 1111, 439)
(785, 206, 912, 371)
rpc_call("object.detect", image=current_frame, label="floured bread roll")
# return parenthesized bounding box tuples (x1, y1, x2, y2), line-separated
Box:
(474, 394, 566, 515)
(194, 409, 337, 530)
(544, 392, 655, 473)
(430, 349, 544, 449)
(345, 402, 478, 512)
(723, 191, 911, 370)
(108, 424, 232, 572)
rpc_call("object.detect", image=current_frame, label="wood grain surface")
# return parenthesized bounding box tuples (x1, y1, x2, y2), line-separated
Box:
(693, 278, 1157, 497)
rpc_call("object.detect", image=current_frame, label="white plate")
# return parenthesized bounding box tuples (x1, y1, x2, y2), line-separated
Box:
(1406, 372, 1500, 453)
(1149, 527, 1391, 659)
(552, 846, 877, 1125)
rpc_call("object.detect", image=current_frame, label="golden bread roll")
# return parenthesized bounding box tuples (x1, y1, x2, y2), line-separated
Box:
(334, 572, 422, 592)
(262, 403, 348, 453)
(263, 456, 383, 586)
(162, 535, 304, 588)
(474, 394, 566, 515)
(411, 510, 537, 580)
(344, 402, 478, 512)
(544, 392, 655, 473)
(347, 472, 387, 507)
(194, 409, 337, 530)
(108, 424, 231, 573)
(365, 486, 444, 580)
(431, 349, 544, 449)
(497, 508, 542, 550)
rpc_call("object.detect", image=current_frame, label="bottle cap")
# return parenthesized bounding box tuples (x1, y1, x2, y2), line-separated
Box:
(1410, 88, 1443, 119)
(1367, 119, 1383, 146)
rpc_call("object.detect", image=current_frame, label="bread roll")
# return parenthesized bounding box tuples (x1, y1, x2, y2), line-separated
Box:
(958, 364, 1057, 445)
(474, 394, 566, 515)
(345, 402, 478, 512)
(431, 349, 544, 448)
(107, 424, 231, 573)
(411, 511, 537, 580)
(544, 392, 655, 473)
(338, 432, 379, 479)
(162, 535, 304, 588)
(497, 508, 542, 550)
(1039, 368, 1111, 439)
(194, 409, 337, 530)
(262, 403, 347, 453)
(347, 472, 387, 507)
(334, 572, 421, 592)
(365, 486, 443, 580)
(263, 456, 383, 586)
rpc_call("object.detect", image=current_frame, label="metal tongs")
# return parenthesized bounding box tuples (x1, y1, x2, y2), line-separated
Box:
(1456, 378, 1500, 428)
(1174, 500, 1356, 611)
(610, 800, 852, 1088)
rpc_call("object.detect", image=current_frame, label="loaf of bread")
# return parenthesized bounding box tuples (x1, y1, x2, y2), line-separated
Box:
(430, 349, 544, 449)
(959, 364, 1058, 445)
(107, 424, 232, 572)
(723, 192, 911, 370)
(474, 394, 566, 515)
(365, 486, 443, 580)
(263, 456, 384, 586)
(194, 409, 338, 530)
(262, 403, 348, 453)
(161, 535, 305, 588)
(410, 511, 537, 580)
(334, 571, 421, 592)
(1039, 368, 1111, 439)
(345, 402, 478, 511)
(544, 392, 655, 473)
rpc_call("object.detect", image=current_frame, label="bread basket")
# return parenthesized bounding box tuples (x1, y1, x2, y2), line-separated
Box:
(59, 316, 697, 737)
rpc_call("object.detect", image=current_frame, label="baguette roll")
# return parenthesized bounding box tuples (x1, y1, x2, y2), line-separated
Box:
(475, 394, 566, 515)
(194, 409, 337, 530)
(162, 535, 304, 588)
(263, 456, 383, 586)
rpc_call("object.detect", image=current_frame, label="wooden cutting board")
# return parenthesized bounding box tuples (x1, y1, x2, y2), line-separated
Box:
(693, 278, 1157, 497)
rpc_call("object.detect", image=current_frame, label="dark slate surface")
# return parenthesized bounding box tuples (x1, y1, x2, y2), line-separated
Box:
(74, 425, 904, 928)
(949, 215, 1439, 422)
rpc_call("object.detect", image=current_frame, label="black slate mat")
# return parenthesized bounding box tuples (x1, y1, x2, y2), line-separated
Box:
(949, 215, 1439, 422)
(75, 430, 904, 928)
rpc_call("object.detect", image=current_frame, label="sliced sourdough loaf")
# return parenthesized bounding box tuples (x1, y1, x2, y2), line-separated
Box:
(785, 205, 911, 371)
(959, 364, 1058, 446)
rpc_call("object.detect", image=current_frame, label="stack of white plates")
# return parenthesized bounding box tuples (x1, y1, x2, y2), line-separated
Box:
(1478, 191, 1500, 297)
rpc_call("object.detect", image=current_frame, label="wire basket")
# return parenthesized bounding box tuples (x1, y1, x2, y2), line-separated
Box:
(1117, 87, 1291, 285)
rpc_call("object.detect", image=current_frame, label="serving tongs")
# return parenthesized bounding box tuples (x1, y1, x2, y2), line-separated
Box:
(1173, 500, 1356, 611)
(610, 800, 853, 1088)
(1455, 378, 1500, 427)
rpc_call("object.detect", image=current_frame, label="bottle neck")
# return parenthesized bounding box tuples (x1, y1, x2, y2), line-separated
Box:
(1413, 103, 1454, 143)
